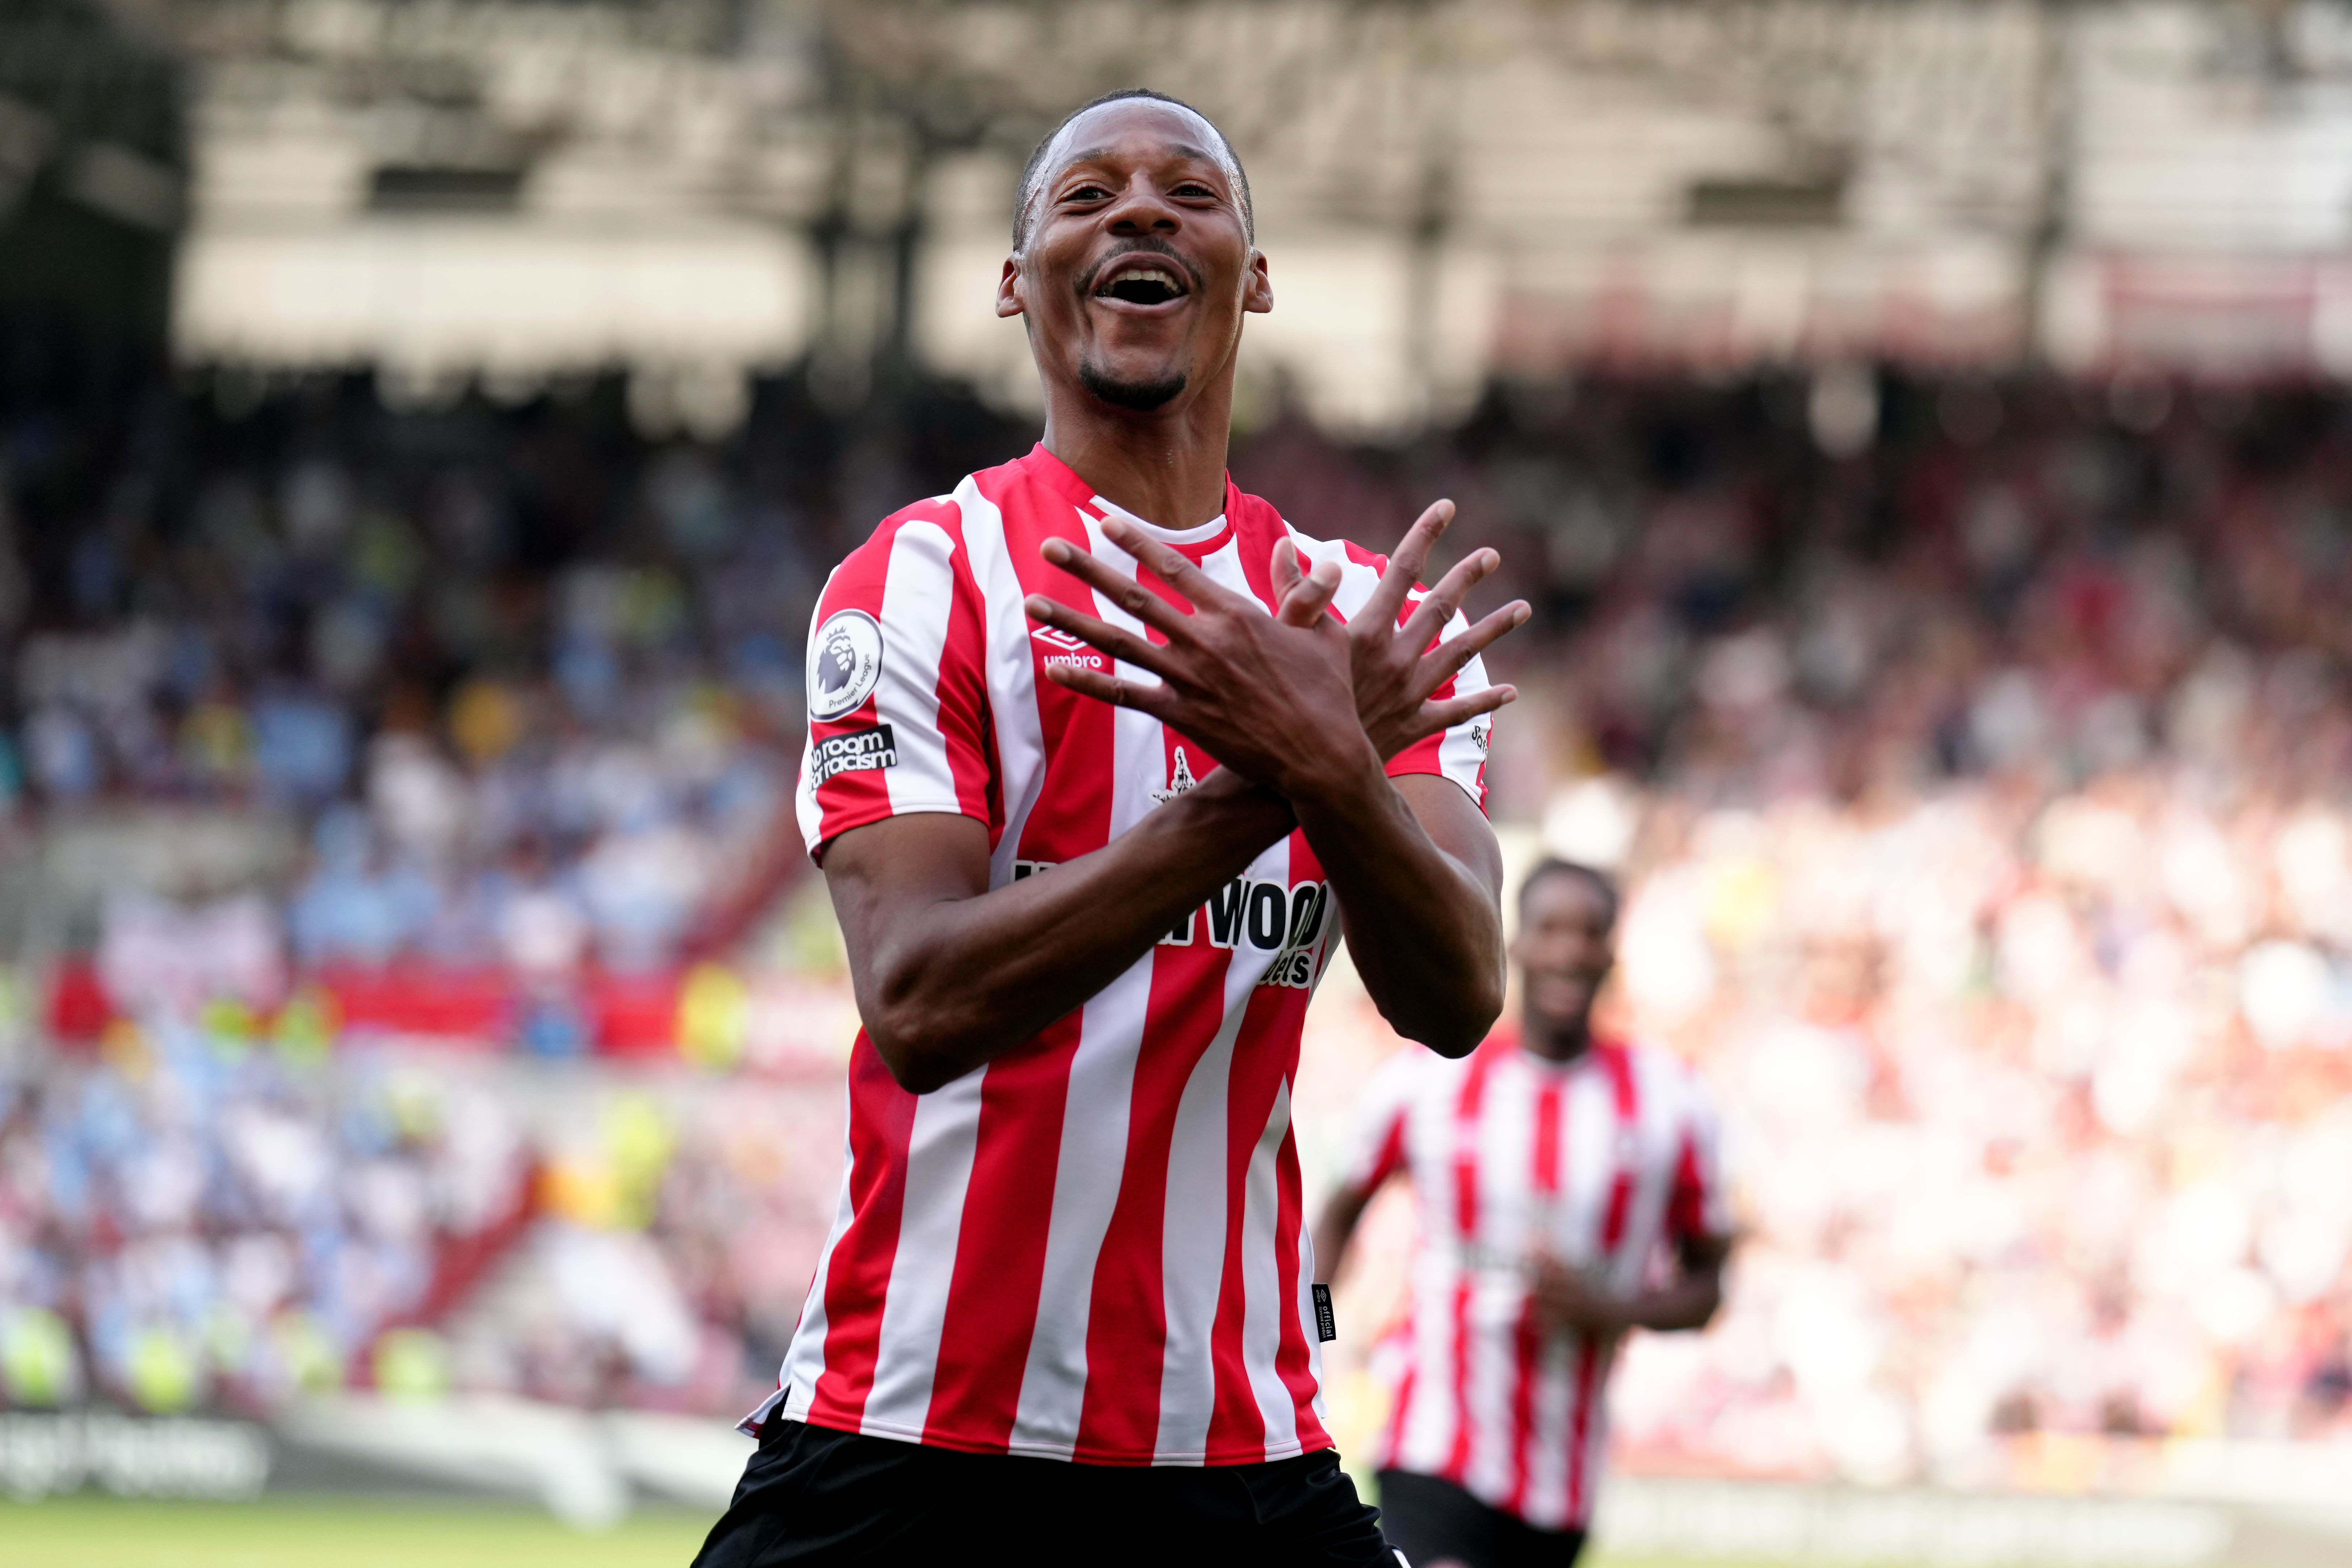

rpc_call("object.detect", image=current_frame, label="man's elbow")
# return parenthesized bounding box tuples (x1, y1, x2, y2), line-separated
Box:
(862, 994, 970, 1095)
(1398, 978, 1504, 1059)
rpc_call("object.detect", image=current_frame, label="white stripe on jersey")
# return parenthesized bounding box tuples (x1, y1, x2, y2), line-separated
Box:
(861, 1073, 984, 1437)
(952, 475, 1050, 891)
(876, 520, 963, 814)
(1244, 1075, 1301, 1449)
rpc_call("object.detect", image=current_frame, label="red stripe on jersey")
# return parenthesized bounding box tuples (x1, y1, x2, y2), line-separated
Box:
(806, 1036, 920, 1428)
(1668, 1129, 1709, 1241)
(920, 1018, 1085, 1451)
(1206, 984, 1293, 1459)
(1230, 487, 1287, 609)
(1071, 944, 1230, 1462)
(1362, 1114, 1411, 1192)
(1507, 1077, 1567, 1516)
(1003, 489, 1117, 867)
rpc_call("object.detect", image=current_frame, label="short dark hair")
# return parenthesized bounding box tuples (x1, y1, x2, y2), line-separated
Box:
(1013, 88, 1255, 251)
(1518, 858, 1621, 928)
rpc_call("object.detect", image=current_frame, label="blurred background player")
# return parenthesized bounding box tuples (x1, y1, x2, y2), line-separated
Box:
(1315, 861, 1734, 1568)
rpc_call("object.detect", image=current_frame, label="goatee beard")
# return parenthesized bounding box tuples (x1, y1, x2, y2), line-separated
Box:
(1079, 358, 1186, 412)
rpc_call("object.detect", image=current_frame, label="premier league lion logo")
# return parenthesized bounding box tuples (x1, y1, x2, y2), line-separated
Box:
(807, 609, 884, 720)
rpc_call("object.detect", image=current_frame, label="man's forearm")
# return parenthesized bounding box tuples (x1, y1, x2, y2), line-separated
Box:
(1618, 1273, 1724, 1333)
(1311, 1182, 1373, 1284)
(1291, 764, 1504, 1055)
(841, 771, 1294, 1091)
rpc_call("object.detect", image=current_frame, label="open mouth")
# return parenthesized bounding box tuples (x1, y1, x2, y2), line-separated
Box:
(1095, 263, 1190, 306)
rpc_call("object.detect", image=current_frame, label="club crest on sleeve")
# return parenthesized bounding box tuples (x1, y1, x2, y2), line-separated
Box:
(808, 609, 884, 719)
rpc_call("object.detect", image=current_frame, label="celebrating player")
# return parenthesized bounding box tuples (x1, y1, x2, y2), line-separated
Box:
(694, 89, 1529, 1565)
(1315, 861, 1735, 1568)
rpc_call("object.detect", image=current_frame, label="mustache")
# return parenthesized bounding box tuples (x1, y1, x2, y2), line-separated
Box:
(1079, 239, 1201, 295)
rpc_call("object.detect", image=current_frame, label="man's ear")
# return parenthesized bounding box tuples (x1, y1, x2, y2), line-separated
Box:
(1242, 250, 1273, 315)
(997, 256, 1026, 319)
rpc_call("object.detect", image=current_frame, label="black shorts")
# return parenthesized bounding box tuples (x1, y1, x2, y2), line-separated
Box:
(1374, 1468, 1586, 1568)
(694, 1419, 1397, 1568)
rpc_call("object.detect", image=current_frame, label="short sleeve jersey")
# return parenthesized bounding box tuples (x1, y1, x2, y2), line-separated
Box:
(1340, 1036, 1731, 1527)
(755, 444, 1495, 1467)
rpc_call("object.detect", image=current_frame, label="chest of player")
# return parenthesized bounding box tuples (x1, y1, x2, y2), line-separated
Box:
(998, 644, 1336, 990)
(1407, 1062, 1663, 1275)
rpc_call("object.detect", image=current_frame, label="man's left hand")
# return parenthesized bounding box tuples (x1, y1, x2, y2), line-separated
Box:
(1530, 1254, 1629, 1338)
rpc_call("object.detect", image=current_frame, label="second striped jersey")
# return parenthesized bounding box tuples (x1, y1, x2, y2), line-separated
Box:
(756, 444, 1495, 1466)
(1342, 1035, 1731, 1528)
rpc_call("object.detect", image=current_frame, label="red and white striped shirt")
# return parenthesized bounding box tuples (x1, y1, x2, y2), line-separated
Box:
(1344, 1035, 1730, 1528)
(753, 444, 1494, 1466)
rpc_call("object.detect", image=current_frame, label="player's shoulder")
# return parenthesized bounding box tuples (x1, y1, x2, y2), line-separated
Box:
(837, 491, 970, 571)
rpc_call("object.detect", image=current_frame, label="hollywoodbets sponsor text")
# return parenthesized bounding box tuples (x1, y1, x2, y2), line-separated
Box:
(1014, 861, 1332, 989)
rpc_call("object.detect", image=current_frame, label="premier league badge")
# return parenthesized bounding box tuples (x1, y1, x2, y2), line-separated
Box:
(808, 609, 885, 720)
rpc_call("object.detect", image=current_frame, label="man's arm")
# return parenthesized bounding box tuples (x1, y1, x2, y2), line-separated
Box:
(1532, 1232, 1734, 1337)
(1311, 1176, 1381, 1285)
(826, 768, 1294, 1093)
(1299, 771, 1503, 1056)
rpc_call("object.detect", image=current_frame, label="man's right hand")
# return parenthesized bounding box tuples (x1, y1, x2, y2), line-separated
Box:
(1025, 518, 1383, 808)
(1269, 499, 1528, 760)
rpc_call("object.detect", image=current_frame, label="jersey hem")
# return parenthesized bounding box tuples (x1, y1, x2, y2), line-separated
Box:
(786, 1399, 1332, 1468)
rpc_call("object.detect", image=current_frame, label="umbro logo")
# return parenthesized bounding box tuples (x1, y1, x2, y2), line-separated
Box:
(1031, 622, 1104, 671)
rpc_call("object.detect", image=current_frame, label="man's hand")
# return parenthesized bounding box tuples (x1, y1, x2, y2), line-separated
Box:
(1269, 499, 1528, 760)
(1025, 518, 1377, 804)
(1530, 1255, 1629, 1339)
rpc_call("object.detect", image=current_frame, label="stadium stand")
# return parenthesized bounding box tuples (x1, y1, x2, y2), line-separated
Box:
(3, 362, 2350, 1497)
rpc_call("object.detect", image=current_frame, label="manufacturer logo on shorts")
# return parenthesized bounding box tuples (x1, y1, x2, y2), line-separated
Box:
(808, 723, 897, 785)
(808, 610, 884, 720)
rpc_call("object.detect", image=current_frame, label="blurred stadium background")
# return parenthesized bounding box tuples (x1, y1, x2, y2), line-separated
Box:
(4, 0, 2352, 1563)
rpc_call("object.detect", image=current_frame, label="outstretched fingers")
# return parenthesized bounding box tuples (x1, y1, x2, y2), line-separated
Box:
(1358, 499, 1456, 631)
(1023, 593, 1180, 681)
(1094, 517, 1249, 617)
(1397, 682, 1518, 751)
(1271, 539, 1343, 627)
(1042, 659, 1181, 722)
(1398, 546, 1503, 654)
(1411, 600, 1531, 701)
(1039, 536, 1197, 642)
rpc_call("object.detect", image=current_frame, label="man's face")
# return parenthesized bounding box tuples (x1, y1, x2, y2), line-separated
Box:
(1511, 873, 1616, 1035)
(998, 100, 1271, 413)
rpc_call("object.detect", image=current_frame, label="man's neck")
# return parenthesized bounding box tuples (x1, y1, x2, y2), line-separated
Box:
(1521, 1013, 1595, 1065)
(1038, 377, 1236, 531)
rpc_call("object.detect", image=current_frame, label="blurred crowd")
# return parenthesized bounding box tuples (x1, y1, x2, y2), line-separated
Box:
(1250, 374, 2352, 1480)
(0, 1015, 528, 1416)
(5, 358, 2352, 1483)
